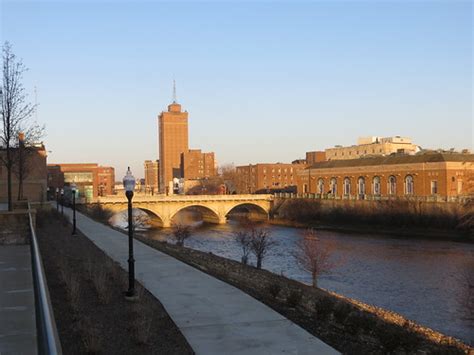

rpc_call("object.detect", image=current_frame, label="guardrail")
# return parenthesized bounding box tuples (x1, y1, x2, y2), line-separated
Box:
(28, 203, 62, 355)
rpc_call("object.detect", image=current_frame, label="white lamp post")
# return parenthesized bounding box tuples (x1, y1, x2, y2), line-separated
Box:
(123, 167, 136, 297)
(71, 183, 77, 235)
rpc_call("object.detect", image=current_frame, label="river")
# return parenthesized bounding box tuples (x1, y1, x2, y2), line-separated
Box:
(121, 211, 474, 345)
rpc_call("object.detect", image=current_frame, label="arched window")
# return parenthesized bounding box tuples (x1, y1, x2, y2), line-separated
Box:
(330, 177, 337, 195)
(388, 176, 397, 195)
(343, 177, 351, 196)
(358, 177, 366, 198)
(373, 176, 381, 195)
(317, 178, 324, 194)
(405, 175, 414, 195)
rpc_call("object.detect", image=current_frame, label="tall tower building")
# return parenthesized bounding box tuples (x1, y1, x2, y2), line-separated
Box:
(158, 90, 189, 193)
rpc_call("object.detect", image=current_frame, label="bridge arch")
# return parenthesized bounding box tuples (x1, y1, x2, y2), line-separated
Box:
(108, 206, 165, 228)
(169, 204, 222, 226)
(225, 202, 269, 222)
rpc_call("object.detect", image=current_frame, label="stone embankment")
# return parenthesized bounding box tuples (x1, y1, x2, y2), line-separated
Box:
(135, 234, 473, 354)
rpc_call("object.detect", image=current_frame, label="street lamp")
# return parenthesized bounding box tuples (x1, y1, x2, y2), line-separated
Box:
(123, 167, 136, 298)
(60, 189, 64, 215)
(56, 188, 59, 211)
(71, 183, 77, 236)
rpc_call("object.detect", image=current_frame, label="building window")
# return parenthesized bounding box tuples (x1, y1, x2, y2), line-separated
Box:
(358, 177, 366, 197)
(303, 184, 308, 193)
(431, 181, 438, 195)
(388, 175, 397, 195)
(373, 176, 381, 195)
(330, 177, 337, 195)
(405, 175, 414, 195)
(317, 178, 324, 194)
(343, 177, 351, 195)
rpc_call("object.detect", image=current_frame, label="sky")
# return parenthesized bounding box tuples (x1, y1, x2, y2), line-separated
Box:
(1, 0, 472, 178)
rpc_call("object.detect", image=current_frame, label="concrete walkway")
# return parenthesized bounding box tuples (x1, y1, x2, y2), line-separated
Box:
(0, 245, 37, 355)
(64, 208, 338, 354)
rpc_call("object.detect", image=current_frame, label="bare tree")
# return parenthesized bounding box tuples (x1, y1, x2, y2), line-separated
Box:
(121, 210, 150, 232)
(234, 230, 251, 265)
(293, 229, 336, 288)
(171, 223, 192, 247)
(249, 228, 276, 269)
(1, 42, 42, 210)
(219, 164, 238, 194)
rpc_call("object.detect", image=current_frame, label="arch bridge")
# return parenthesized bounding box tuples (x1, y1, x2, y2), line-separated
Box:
(90, 194, 274, 228)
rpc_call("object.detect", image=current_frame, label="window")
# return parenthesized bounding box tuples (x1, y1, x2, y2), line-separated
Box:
(303, 184, 308, 193)
(431, 181, 438, 195)
(330, 178, 337, 195)
(373, 176, 381, 195)
(358, 177, 366, 197)
(405, 175, 414, 195)
(388, 176, 396, 195)
(317, 178, 324, 194)
(343, 178, 351, 195)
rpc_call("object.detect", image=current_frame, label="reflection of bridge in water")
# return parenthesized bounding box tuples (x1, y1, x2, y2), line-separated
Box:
(90, 194, 274, 228)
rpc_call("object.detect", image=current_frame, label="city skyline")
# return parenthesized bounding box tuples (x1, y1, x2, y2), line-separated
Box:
(1, 0, 472, 177)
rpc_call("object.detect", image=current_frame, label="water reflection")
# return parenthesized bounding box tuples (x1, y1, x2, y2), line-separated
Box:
(118, 210, 474, 345)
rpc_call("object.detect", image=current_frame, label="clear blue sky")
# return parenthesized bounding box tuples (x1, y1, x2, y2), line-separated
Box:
(1, 0, 472, 178)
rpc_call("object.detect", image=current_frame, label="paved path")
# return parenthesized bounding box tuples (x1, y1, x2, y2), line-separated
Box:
(64, 208, 338, 354)
(0, 245, 37, 355)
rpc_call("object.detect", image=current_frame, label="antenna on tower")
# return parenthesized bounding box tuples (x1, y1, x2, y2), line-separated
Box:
(172, 79, 177, 103)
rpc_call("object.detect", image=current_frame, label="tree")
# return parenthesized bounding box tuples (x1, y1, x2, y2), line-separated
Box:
(121, 209, 149, 232)
(1, 42, 41, 210)
(234, 230, 251, 265)
(249, 228, 276, 269)
(293, 229, 336, 288)
(219, 164, 238, 194)
(171, 223, 192, 247)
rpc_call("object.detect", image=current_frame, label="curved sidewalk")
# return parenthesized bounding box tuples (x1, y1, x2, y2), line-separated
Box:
(64, 208, 338, 355)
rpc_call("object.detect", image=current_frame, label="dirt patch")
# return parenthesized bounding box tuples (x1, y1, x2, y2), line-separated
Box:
(36, 209, 193, 355)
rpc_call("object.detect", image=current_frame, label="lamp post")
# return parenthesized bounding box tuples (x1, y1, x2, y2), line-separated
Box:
(60, 189, 64, 215)
(123, 167, 136, 298)
(71, 183, 77, 236)
(56, 188, 59, 211)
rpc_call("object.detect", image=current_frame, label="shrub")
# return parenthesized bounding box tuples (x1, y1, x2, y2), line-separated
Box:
(88, 204, 113, 224)
(266, 283, 281, 298)
(332, 300, 353, 323)
(345, 311, 378, 334)
(313, 296, 335, 320)
(67, 274, 81, 313)
(92, 267, 112, 304)
(286, 290, 303, 308)
(171, 223, 192, 247)
(81, 318, 102, 354)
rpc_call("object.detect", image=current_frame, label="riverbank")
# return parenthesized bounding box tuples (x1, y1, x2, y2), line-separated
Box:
(133, 233, 472, 354)
(272, 198, 473, 242)
(36, 209, 193, 354)
(269, 218, 473, 242)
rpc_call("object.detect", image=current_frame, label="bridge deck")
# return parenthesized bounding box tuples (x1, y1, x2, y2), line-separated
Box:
(61, 207, 337, 355)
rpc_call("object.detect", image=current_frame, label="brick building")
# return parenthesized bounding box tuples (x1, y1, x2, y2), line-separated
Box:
(297, 153, 474, 200)
(182, 149, 217, 180)
(0, 144, 48, 204)
(325, 136, 419, 161)
(47, 163, 115, 199)
(305, 151, 326, 165)
(235, 163, 307, 194)
(144, 160, 159, 194)
(158, 101, 189, 193)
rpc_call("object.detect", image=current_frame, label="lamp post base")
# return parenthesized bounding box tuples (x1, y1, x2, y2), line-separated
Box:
(124, 290, 139, 302)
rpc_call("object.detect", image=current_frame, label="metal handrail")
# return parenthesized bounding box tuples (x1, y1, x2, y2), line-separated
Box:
(28, 202, 62, 355)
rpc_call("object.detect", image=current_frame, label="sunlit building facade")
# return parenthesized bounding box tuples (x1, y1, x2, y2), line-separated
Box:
(297, 153, 474, 200)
